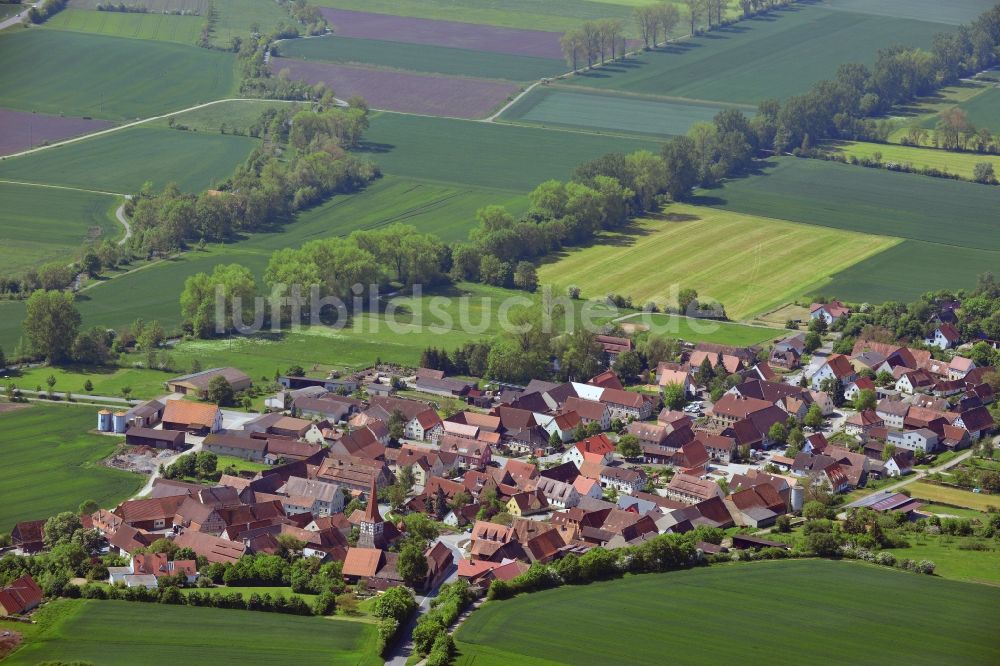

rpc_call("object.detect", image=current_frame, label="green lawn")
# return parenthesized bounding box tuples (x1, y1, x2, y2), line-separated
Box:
(826, 141, 1000, 182)
(918, 503, 988, 520)
(537, 202, 898, 319)
(0, 29, 237, 120)
(0, 181, 121, 274)
(215, 454, 272, 473)
(616, 312, 781, 347)
(0, 404, 143, 532)
(455, 560, 1000, 665)
(277, 35, 566, 82)
(10, 364, 175, 401)
(361, 112, 661, 191)
(571, 7, 948, 105)
(180, 585, 317, 602)
(45, 8, 204, 45)
(950, 86, 1000, 134)
(0, 126, 259, 193)
(889, 534, 1000, 586)
(500, 86, 737, 137)
(3, 599, 380, 665)
(908, 482, 1000, 512)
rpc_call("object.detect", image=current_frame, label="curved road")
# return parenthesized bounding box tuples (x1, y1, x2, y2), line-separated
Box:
(115, 203, 132, 246)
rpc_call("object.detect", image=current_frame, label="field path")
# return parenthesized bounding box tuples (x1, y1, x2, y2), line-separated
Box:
(0, 178, 123, 197)
(485, 80, 541, 122)
(0, 3, 33, 30)
(115, 203, 132, 246)
(841, 449, 975, 512)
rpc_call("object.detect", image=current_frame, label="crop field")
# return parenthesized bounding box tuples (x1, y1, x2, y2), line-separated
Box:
(537, 204, 898, 319)
(710, 159, 1000, 251)
(276, 35, 566, 82)
(455, 560, 1000, 665)
(147, 99, 304, 133)
(211, 0, 292, 49)
(273, 58, 521, 118)
(45, 8, 204, 45)
(571, 7, 947, 105)
(0, 182, 121, 274)
(319, 7, 565, 58)
(0, 3, 23, 20)
(0, 108, 113, 157)
(4, 599, 380, 665)
(820, 240, 1000, 305)
(0, 126, 259, 193)
(361, 113, 661, 191)
(69, 0, 210, 9)
(501, 86, 737, 137)
(826, 141, 1000, 182)
(822, 0, 996, 25)
(0, 30, 237, 120)
(0, 404, 143, 532)
(313, 0, 700, 36)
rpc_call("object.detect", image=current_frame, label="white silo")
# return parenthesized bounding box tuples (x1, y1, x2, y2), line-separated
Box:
(112, 411, 127, 434)
(97, 409, 112, 432)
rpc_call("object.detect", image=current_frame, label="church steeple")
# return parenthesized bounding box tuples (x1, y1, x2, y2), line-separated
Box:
(357, 476, 384, 549)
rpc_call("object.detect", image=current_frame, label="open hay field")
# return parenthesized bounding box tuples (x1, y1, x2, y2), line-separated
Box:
(820, 240, 1000, 304)
(0, 126, 259, 193)
(3, 599, 380, 665)
(0, 108, 113, 157)
(0, 182, 121, 274)
(907, 482, 1000, 512)
(709, 158, 1000, 251)
(537, 203, 898, 319)
(821, 0, 996, 25)
(951, 86, 1000, 134)
(361, 112, 661, 190)
(210, 0, 293, 48)
(615, 312, 779, 347)
(276, 35, 565, 82)
(500, 86, 738, 137)
(888, 534, 1000, 586)
(454, 560, 1000, 665)
(0, 30, 237, 120)
(0, 404, 143, 532)
(826, 141, 1000, 182)
(571, 7, 947, 105)
(45, 8, 203, 45)
(272, 58, 521, 119)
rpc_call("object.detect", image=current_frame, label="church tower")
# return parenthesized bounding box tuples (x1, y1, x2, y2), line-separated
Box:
(357, 476, 385, 549)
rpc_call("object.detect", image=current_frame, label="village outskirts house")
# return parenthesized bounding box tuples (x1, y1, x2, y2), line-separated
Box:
(810, 300, 850, 326)
(924, 324, 960, 350)
(809, 354, 857, 392)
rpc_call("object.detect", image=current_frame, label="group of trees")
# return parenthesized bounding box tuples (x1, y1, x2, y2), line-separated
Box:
(633, 3, 680, 50)
(24, 0, 66, 24)
(130, 103, 377, 258)
(0, 239, 129, 301)
(559, 19, 627, 70)
(160, 451, 219, 482)
(276, 0, 328, 37)
(900, 107, 1000, 156)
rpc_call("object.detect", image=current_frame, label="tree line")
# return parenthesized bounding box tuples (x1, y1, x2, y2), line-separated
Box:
(24, 0, 66, 24)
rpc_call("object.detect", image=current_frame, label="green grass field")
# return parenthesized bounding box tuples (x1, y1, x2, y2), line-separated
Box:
(889, 534, 1000, 585)
(616, 312, 781, 346)
(455, 560, 1000, 665)
(826, 141, 1000, 182)
(710, 158, 1000, 251)
(822, 0, 996, 25)
(571, 7, 947, 105)
(362, 112, 661, 191)
(908, 482, 1000, 512)
(0, 29, 236, 120)
(0, 182, 121, 274)
(819, 240, 1000, 304)
(277, 35, 566, 82)
(211, 0, 292, 49)
(537, 203, 898, 319)
(0, 404, 143, 532)
(0, 126, 259, 193)
(950, 86, 1000, 134)
(708, 158, 1000, 302)
(500, 86, 737, 137)
(3, 599, 380, 665)
(148, 99, 305, 132)
(45, 8, 204, 45)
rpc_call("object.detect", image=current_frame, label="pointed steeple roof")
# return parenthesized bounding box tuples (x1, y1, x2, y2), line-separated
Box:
(363, 476, 382, 524)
